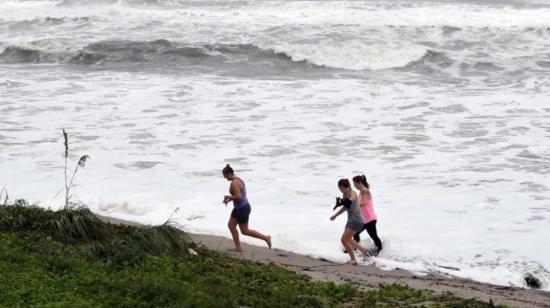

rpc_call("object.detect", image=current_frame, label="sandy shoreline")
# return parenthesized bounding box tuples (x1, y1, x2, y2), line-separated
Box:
(97, 215, 550, 307)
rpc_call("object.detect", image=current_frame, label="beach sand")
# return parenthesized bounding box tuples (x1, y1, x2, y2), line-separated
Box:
(97, 215, 550, 307)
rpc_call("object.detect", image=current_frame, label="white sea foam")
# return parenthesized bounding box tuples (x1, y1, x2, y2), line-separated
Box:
(2, 69, 549, 290)
(2, 0, 550, 28)
(270, 42, 428, 70)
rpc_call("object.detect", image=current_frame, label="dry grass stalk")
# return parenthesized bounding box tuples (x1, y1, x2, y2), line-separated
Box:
(0, 185, 8, 206)
(62, 129, 90, 210)
(163, 206, 180, 226)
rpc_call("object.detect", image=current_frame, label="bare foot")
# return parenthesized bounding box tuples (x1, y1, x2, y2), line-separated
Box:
(346, 260, 358, 266)
(266, 236, 272, 249)
(227, 247, 242, 253)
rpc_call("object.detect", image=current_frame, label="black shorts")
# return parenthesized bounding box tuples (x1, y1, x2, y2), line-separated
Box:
(231, 204, 251, 224)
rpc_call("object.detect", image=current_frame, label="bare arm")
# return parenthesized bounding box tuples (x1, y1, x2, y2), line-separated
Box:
(223, 180, 242, 204)
(330, 207, 346, 221)
(359, 190, 371, 207)
(351, 191, 358, 204)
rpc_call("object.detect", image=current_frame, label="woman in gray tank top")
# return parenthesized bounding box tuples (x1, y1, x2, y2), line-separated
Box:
(330, 178, 369, 265)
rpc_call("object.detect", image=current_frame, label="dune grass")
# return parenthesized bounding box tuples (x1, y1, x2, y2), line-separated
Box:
(0, 200, 501, 307)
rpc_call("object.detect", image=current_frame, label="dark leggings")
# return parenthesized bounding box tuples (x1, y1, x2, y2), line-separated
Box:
(353, 220, 382, 251)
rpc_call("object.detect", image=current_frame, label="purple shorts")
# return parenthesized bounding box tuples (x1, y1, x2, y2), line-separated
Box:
(231, 203, 251, 224)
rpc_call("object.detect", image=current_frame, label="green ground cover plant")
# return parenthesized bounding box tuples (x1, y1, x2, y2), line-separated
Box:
(0, 201, 500, 307)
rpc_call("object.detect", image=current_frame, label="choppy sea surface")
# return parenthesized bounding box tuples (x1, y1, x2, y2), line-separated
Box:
(1, 0, 550, 290)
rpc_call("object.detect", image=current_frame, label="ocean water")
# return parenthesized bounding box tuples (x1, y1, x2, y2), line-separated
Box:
(1, 0, 550, 291)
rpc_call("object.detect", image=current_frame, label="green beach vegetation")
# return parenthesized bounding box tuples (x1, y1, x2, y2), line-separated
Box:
(0, 200, 501, 307)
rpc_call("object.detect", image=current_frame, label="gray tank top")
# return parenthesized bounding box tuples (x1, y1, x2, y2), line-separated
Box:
(346, 198, 365, 225)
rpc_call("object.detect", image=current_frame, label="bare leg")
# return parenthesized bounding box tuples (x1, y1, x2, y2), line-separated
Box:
(341, 229, 358, 264)
(227, 217, 242, 252)
(239, 224, 271, 249)
(349, 236, 368, 256)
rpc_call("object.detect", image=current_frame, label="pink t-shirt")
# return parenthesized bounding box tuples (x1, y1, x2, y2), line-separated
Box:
(359, 191, 377, 223)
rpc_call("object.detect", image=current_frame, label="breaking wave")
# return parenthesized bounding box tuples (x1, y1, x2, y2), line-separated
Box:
(269, 42, 429, 71)
(0, 39, 430, 71)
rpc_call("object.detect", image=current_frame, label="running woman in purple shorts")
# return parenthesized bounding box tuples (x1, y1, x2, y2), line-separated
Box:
(222, 164, 271, 252)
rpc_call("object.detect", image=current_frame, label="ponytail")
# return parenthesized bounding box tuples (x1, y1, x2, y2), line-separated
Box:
(352, 175, 370, 189)
(222, 164, 234, 175)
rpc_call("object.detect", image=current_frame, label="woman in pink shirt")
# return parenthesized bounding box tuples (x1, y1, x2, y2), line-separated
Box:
(352, 175, 383, 255)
